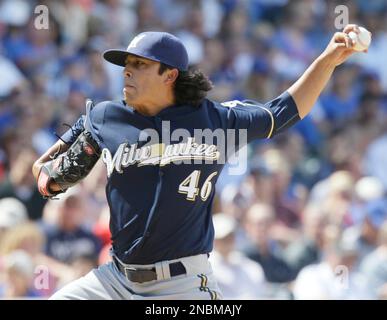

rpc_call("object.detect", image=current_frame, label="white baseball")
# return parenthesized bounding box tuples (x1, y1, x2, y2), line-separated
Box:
(348, 26, 371, 51)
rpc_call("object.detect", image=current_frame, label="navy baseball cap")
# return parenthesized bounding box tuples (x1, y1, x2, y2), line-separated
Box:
(103, 31, 189, 71)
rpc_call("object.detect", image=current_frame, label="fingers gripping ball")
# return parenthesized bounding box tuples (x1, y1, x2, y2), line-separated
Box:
(348, 26, 371, 51)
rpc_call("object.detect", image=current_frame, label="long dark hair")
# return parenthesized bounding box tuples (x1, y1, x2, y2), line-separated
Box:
(159, 64, 213, 107)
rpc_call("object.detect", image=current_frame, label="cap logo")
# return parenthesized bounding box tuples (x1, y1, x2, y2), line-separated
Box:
(128, 34, 146, 49)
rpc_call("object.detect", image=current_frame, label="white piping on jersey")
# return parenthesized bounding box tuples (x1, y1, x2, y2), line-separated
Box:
(242, 102, 275, 139)
(276, 114, 298, 132)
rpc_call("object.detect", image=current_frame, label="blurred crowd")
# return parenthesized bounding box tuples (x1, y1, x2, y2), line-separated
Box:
(0, 0, 387, 299)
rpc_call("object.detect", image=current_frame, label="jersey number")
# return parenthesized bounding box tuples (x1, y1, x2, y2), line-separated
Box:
(178, 170, 218, 201)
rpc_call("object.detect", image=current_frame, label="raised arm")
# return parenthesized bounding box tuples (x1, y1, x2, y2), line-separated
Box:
(288, 24, 367, 119)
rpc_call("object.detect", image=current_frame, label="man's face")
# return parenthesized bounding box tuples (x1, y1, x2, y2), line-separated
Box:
(123, 55, 166, 110)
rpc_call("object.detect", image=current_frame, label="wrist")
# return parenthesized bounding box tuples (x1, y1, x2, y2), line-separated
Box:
(315, 53, 337, 70)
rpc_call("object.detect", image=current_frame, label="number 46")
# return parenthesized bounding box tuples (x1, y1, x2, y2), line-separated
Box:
(178, 170, 218, 201)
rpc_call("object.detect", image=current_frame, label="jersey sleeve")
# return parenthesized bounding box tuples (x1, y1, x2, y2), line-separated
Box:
(221, 91, 301, 143)
(83, 100, 107, 146)
(60, 100, 108, 147)
(60, 116, 86, 144)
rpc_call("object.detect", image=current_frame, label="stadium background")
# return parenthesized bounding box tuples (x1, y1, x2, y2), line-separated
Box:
(0, 0, 386, 299)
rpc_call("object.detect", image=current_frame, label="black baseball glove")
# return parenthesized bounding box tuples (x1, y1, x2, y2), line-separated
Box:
(37, 130, 101, 199)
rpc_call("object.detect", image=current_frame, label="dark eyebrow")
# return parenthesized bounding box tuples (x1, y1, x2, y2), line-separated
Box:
(125, 56, 149, 65)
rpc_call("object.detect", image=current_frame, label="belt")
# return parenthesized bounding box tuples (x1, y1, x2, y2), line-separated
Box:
(113, 256, 187, 283)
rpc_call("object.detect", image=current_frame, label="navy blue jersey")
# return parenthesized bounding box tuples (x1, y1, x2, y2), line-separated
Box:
(61, 91, 300, 264)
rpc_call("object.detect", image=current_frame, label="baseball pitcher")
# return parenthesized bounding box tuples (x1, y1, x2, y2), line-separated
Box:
(32, 25, 366, 300)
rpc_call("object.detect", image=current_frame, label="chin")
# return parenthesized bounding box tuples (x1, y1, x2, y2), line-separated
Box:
(124, 98, 139, 111)
(123, 94, 134, 105)
(123, 88, 135, 101)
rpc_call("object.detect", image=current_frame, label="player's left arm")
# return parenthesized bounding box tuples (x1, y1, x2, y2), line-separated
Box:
(33, 100, 102, 198)
(34, 130, 101, 199)
(288, 24, 364, 119)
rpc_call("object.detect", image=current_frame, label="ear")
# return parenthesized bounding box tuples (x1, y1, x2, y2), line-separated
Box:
(164, 69, 179, 85)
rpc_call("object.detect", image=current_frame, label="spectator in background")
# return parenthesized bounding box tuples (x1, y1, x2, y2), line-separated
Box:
(293, 224, 370, 300)
(284, 205, 327, 276)
(247, 148, 303, 247)
(350, 12, 387, 91)
(342, 199, 387, 262)
(0, 222, 46, 296)
(152, 0, 194, 30)
(43, 187, 102, 264)
(0, 197, 27, 242)
(92, 204, 112, 265)
(0, 250, 40, 298)
(29, 95, 59, 155)
(0, 220, 76, 297)
(210, 213, 266, 299)
(352, 176, 385, 225)
(234, 156, 275, 208)
(354, 92, 385, 143)
(360, 221, 387, 299)
(319, 65, 360, 124)
(260, 148, 302, 229)
(0, 55, 26, 99)
(364, 129, 387, 190)
(270, 0, 317, 75)
(241, 203, 295, 283)
(93, 206, 111, 249)
(85, 38, 111, 101)
(0, 148, 46, 220)
(79, 160, 109, 228)
(49, 0, 90, 47)
(308, 171, 355, 227)
(243, 58, 274, 103)
(6, 18, 58, 78)
(0, 197, 28, 294)
(0, 221, 45, 258)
